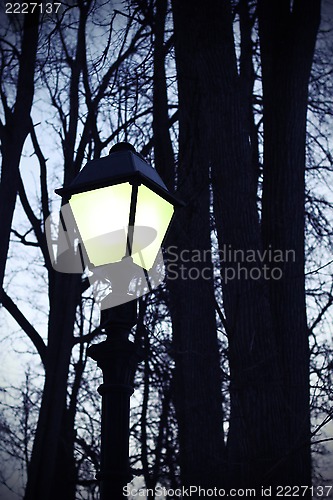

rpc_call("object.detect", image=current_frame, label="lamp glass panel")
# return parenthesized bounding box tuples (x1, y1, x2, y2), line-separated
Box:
(132, 184, 174, 270)
(69, 183, 132, 266)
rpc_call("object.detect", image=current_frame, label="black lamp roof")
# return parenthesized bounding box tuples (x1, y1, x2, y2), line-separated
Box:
(56, 143, 184, 207)
(56, 150, 169, 197)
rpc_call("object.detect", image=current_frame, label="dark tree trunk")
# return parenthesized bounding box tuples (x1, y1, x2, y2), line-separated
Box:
(0, 12, 39, 288)
(25, 4, 92, 497)
(171, 0, 319, 491)
(169, 0, 227, 490)
(152, 0, 175, 190)
(24, 273, 81, 500)
(259, 0, 321, 486)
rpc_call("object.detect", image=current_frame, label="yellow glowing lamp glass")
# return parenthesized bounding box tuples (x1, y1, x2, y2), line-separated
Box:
(132, 185, 174, 270)
(56, 145, 182, 272)
(69, 183, 132, 267)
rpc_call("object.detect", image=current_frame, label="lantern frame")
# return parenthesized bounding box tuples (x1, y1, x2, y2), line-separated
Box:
(55, 146, 182, 271)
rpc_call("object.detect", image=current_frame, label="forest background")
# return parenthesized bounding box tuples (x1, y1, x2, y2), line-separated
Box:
(0, 0, 333, 499)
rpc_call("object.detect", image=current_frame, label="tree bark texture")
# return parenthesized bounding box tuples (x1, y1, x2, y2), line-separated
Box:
(24, 5, 94, 498)
(259, 0, 321, 486)
(24, 273, 81, 500)
(172, 0, 320, 491)
(0, 11, 40, 289)
(169, 0, 227, 490)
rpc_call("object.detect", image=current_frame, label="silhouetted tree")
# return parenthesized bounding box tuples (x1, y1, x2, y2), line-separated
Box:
(0, 1, 332, 499)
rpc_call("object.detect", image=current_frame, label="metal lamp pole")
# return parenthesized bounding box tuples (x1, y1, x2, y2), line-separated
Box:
(51, 141, 181, 499)
(88, 299, 141, 499)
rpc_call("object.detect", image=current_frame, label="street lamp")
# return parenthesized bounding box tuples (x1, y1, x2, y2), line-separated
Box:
(55, 142, 180, 499)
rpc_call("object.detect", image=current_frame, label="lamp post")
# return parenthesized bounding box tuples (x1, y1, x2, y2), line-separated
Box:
(55, 142, 180, 499)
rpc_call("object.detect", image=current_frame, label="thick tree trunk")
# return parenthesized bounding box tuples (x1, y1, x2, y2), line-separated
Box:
(24, 273, 81, 500)
(259, 0, 321, 486)
(188, 1, 287, 487)
(171, 0, 319, 491)
(155, 1, 226, 490)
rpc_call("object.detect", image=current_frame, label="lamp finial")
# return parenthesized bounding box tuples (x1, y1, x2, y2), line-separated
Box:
(109, 142, 136, 154)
